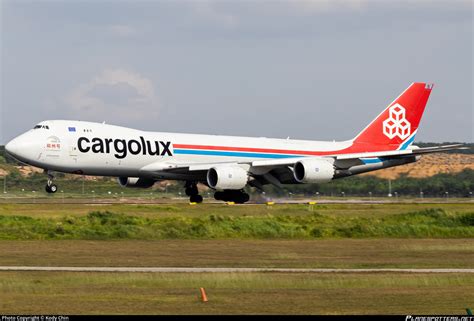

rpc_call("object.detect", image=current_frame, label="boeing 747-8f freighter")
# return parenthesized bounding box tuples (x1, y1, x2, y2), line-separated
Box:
(5, 83, 465, 203)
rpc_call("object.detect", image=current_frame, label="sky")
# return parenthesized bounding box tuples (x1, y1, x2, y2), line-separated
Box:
(1, 0, 472, 144)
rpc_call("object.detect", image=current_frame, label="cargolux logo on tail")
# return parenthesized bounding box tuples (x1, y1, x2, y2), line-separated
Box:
(382, 104, 411, 140)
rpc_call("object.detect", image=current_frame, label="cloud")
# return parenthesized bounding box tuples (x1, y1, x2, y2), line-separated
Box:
(291, 0, 472, 12)
(63, 69, 159, 124)
(191, 1, 237, 27)
(290, 0, 370, 12)
(106, 24, 137, 37)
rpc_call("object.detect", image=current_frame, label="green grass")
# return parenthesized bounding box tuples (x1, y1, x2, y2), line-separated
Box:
(0, 272, 472, 314)
(1, 239, 473, 268)
(0, 206, 472, 240)
(1, 202, 472, 218)
(0, 202, 472, 314)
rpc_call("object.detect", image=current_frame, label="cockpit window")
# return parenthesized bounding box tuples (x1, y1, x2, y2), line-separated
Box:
(33, 125, 49, 130)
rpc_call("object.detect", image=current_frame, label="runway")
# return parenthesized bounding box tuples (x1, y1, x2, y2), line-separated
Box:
(0, 266, 473, 273)
(1, 196, 473, 205)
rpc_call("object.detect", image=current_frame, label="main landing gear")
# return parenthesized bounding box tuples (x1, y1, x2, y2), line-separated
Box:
(45, 172, 58, 194)
(185, 181, 203, 203)
(184, 183, 250, 204)
(214, 190, 250, 204)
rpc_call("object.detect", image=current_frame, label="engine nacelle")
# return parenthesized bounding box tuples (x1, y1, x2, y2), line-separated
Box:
(118, 177, 156, 188)
(293, 159, 335, 183)
(207, 166, 249, 190)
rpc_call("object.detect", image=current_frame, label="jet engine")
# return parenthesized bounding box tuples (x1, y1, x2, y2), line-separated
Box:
(118, 177, 156, 188)
(293, 159, 335, 183)
(207, 166, 249, 190)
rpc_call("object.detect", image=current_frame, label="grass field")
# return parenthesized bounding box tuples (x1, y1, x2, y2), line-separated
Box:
(1, 202, 473, 218)
(0, 203, 472, 239)
(0, 202, 473, 314)
(1, 239, 473, 269)
(1, 272, 472, 314)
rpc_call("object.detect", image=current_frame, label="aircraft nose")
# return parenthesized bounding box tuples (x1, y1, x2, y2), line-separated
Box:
(5, 133, 43, 164)
(5, 138, 20, 157)
(5, 135, 34, 161)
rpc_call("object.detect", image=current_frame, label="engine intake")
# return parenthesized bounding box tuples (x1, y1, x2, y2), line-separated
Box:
(293, 159, 335, 183)
(207, 165, 249, 190)
(118, 177, 156, 188)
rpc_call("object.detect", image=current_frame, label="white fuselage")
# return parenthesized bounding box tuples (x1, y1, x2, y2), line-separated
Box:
(6, 120, 355, 178)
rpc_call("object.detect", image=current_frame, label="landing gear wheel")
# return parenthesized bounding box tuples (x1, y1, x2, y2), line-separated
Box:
(214, 190, 250, 203)
(190, 194, 203, 203)
(235, 193, 250, 204)
(214, 191, 224, 201)
(50, 184, 58, 193)
(45, 184, 57, 193)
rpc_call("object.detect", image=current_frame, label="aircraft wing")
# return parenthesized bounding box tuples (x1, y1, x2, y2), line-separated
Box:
(335, 144, 467, 160)
(250, 144, 468, 168)
(138, 144, 468, 176)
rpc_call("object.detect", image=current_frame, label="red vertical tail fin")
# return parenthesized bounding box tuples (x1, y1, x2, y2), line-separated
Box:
(352, 82, 433, 150)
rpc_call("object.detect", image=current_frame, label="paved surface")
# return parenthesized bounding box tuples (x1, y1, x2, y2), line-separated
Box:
(1, 200, 472, 205)
(1, 197, 473, 205)
(0, 266, 473, 273)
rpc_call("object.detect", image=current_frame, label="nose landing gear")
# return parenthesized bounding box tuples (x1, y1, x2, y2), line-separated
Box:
(185, 181, 203, 203)
(45, 181, 58, 193)
(45, 172, 58, 194)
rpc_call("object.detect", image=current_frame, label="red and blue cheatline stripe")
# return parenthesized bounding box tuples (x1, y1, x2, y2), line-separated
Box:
(173, 144, 304, 159)
(172, 143, 396, 163)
